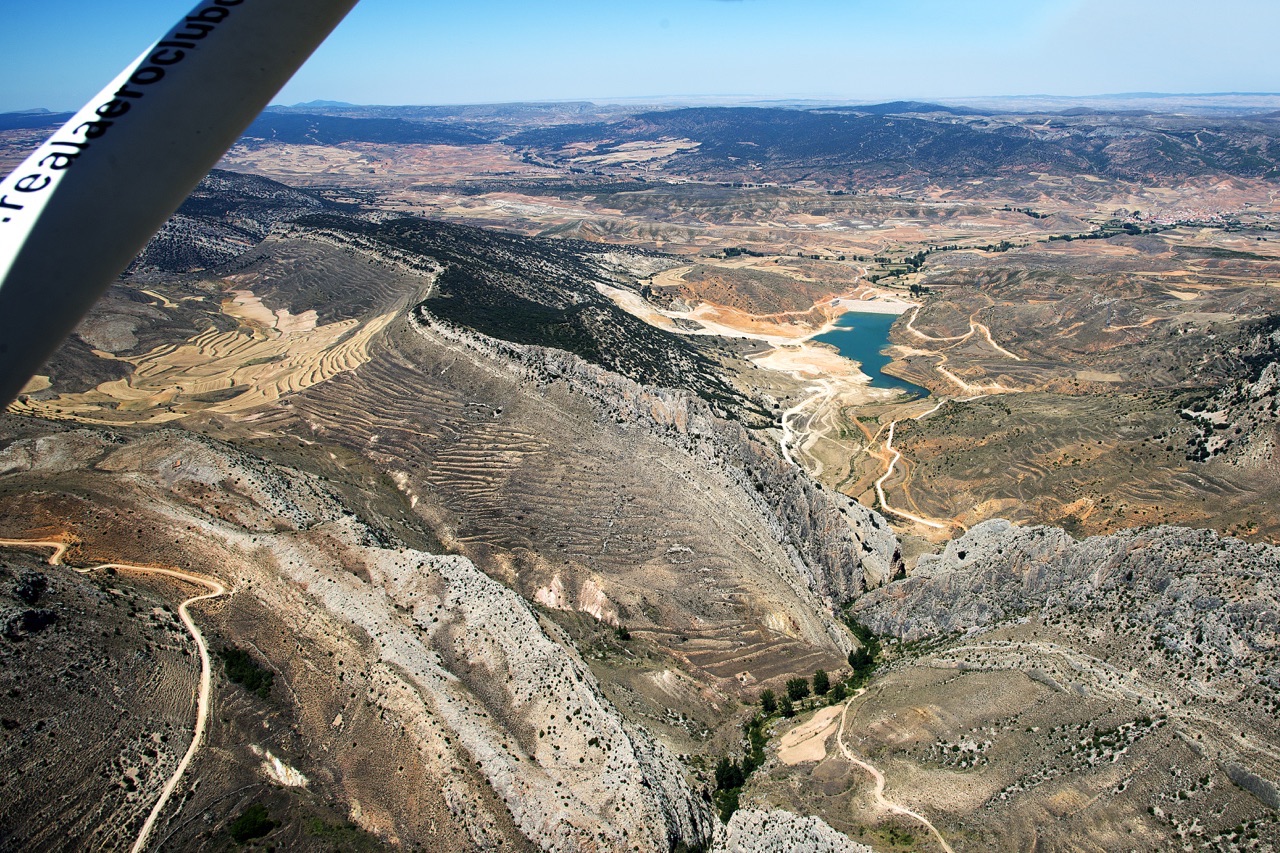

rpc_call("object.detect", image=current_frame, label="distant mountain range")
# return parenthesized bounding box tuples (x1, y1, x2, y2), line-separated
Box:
(508, 106, 1280, 183)
(5, 97, 1279, 185)
(0, 109, 74, 131)
(240, 112, 494, 145)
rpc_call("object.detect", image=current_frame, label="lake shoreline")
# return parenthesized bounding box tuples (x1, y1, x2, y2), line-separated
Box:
(814, 309, 930, 399)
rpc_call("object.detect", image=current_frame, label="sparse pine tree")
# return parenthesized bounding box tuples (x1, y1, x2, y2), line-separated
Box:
(812, 669, 830, 696)
(760, 689, 777, 715)
(714, 757, 744, 791)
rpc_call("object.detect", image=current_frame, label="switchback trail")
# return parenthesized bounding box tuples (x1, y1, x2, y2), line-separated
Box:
(868, 304, 1031, 532)
(0, 536, 229, 853)
(903, 305, 1024, 394)
(874, 420, 948, 531)
(837, 689, 956, 853)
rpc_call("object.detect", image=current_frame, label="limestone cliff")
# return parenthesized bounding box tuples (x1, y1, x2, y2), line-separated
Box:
(714, 809, 872, 853)
(1, 427, 719, 851)
(410, 305, 901, 618)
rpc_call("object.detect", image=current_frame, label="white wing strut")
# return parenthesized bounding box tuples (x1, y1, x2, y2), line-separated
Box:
(0, 0, 358, 407)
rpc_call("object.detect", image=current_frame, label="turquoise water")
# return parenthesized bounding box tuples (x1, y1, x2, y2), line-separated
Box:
(812, 310, 927, 399)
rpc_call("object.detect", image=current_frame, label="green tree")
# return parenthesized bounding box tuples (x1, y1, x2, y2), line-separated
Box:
(779, 694, 795, 718)
(760, 689, 777, 715)
(715, 787, 740, 823)
(714, 757, 744, 791)
(219, 646, 274, 700)
(829, 682, 847, 704)
(785, 677, 810, 702)
(812, 669, 830, 696)
(743, 716, 767, 773)
(228, 803, 276, 843)
(845, 618, 882, 688)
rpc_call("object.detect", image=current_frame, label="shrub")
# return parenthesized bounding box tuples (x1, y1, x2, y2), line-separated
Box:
(219, 646, 274, 700)
(812, 669, 829, 696)
(228, 803, 276, 842)
(785, 677, 810, 702)
(714, 787, 739, 823)
(714, 757, 745, 791)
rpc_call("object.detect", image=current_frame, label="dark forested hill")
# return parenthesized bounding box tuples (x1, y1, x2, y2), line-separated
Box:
(509, 106, 1280, 183)
(292, 214, 751, 411)
(241, 112, 495, 146)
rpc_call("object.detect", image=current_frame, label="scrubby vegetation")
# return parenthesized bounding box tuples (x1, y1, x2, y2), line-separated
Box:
(227, 803, 277, 843)
(292, 214, 753, 413)
(713, 714, 769, 822)
(844, 616, 882, 689)
(218, 646, 274, 700)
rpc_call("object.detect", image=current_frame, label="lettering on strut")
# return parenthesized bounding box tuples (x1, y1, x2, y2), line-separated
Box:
(0, 0, 245, 225)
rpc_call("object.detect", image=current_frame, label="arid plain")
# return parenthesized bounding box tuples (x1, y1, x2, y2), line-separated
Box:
(2, 100, 1279, 851)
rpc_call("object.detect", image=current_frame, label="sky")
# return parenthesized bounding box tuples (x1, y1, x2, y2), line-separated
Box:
(2, 1, 1278, 113)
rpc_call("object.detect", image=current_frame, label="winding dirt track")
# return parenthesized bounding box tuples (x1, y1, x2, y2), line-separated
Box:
(836, 689, 956, 853)
(903, 305, 1024, 394)
(874, 421, 948, 530)
(867, 305, 1032, 531)
(0, 537, 228, 853)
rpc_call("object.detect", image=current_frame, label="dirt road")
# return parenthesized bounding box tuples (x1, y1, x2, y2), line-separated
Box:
(874, 421, 948, 531)
(0, 536, 229, 853)
(837, 689, 956, 853)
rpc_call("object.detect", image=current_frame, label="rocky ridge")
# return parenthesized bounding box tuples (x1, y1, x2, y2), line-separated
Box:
(128, 170, 330, 273)
(266, 213, 898, 620)
(0, 427, 716, 850)
(854, 519, 1279, 701)
(851, 517, 1280, 814)
(409, 304, 901, 616)
(2, 424, 879, 851)
(716, 809, 872, 853)
(1183, 319, 1280, 466)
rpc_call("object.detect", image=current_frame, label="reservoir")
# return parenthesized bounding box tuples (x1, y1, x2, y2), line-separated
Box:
(813, 310, 928, 398)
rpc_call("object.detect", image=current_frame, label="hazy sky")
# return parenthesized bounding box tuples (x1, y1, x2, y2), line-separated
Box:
(3, 1, 1278, 112)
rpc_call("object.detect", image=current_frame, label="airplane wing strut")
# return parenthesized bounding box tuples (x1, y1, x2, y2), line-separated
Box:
(0, 0, 359, 407)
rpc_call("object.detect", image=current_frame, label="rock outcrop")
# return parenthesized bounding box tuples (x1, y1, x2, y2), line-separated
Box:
(411, 305, 901, 616)
(851, 517, 1280, 814)
(854, 519, 1280, 705)
(713, 809, 872, 853)
(1182, 318, 1280, 466)
(1, 427, 719, 851)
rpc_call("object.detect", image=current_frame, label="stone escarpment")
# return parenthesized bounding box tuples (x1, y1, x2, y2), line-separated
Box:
(410, 306, 901, 614)
(714, 809, 872, 853)
(251, 212, 899, 617)
(0, 427, 718, 851)
(1182, 320, 1280, 466)
(852, 517, 1280, 813)
(263, 530, 716, 851)
(853, 518, 1280, 682)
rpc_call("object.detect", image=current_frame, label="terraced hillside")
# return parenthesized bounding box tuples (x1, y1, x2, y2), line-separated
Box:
(291, 213, 753, 411)
(0, 424, 718, 851)
(11, 171, 899, 768)
(6, 100, 1280, 850)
